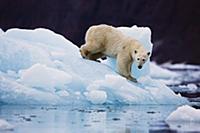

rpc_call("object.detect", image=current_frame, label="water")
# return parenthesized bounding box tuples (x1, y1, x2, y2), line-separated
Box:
(0, 68, 200, 133)
(0, 105, 178, 133)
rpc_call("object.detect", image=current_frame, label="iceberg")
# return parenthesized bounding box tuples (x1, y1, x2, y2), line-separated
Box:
(166, 105, 200, 132)
(0, 26, 187, 105)
(166, 105, 200, 122)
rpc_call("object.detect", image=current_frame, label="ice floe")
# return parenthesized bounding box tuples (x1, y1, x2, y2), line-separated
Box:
(0, 26, 187, 105)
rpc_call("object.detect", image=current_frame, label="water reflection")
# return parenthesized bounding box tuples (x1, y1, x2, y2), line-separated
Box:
(0, 105, 199, 133)
(0, 105, 180, 133)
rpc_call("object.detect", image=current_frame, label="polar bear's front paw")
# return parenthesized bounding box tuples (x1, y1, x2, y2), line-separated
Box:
(94, 59, 101, 63)
(127, 76, 138, 83)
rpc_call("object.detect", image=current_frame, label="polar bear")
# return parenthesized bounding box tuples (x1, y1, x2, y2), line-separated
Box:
(80, 24, 150, 82)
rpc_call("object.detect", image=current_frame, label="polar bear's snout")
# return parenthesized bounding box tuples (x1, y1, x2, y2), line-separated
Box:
(138, 65, 142, 69)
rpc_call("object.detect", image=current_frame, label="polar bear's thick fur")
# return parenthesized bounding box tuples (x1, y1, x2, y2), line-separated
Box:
(80, 24, 150, 82)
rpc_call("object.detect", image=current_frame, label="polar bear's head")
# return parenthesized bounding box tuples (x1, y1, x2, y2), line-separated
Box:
(133, 48, 150, 69)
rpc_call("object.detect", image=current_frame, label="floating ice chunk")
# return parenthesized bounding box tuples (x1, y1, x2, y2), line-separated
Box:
(19, 64, 72, 91)
(0, 119, 14, 131)
(166, 105, 200, 122)
(179, 85, 187, 88)
(165, 105, 200, 131)
(187, 83, 198, 91)
(85, 90, 107, 104)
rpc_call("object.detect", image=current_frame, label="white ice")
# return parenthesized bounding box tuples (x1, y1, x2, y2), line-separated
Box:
(86, 74, 185, 104)
(166, 105, 200, 132)
(148, 62, 181, 85)
(0, 29, 4, 35)
(187, 83, 198, 91)
(166, 105, 200, 122)
(0, 118, 13, 131)
(19, 63, 72, 92)
(0, 26, 188, 105)
(162, 62, 200, 70)
(150, 62, 179, 79)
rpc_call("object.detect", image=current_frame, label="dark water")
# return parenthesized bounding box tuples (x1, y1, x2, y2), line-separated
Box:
(0, 68, 200, 133)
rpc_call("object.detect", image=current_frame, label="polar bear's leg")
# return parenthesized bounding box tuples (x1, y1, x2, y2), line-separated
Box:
(117, 53, 137, 82)
(80, 45, 90, 59)
(127, 62, 137, 82)
(85, 41, 104, 54)
(81, 41, 104, 60)
(116, 53, 130, 77)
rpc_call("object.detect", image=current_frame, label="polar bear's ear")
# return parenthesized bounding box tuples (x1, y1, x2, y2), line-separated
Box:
(147, 52, 150, 56)
(134, 50, 137, 54)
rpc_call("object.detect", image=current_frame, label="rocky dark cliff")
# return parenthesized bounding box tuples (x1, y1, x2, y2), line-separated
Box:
(0, 0, 199, 64)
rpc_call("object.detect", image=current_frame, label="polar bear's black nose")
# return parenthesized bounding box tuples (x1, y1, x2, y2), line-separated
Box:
(138, 66, 142, 69)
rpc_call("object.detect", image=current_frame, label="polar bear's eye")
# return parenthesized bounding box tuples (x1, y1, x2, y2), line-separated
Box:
(137, 58, 140, 61)
(135, 50, 137, 54)
(142, 59, 145, 61)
